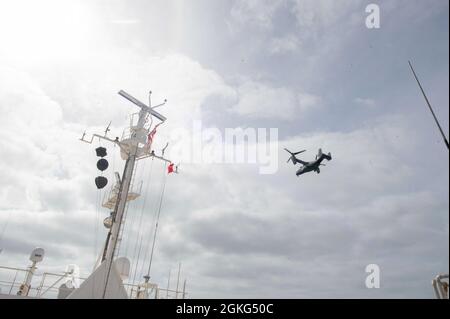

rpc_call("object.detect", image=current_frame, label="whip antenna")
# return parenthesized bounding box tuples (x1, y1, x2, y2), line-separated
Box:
(408, 60, 449, 150)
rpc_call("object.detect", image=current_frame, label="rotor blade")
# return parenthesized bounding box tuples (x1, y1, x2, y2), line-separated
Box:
(287, 157, 292, 163)
(293, 150, 306, 155)
(284, 148, 293, 155)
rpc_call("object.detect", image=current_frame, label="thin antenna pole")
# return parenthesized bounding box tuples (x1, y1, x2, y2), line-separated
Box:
(182, 279, 187, 299)
(149, 91, 152, 108)
(408, 60, 449, 150)
(175, 262, 181, 299)
(166, 269, 171, 299)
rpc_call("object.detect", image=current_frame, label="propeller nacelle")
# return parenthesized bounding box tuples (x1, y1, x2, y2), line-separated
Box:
(284, 148, 306, 164)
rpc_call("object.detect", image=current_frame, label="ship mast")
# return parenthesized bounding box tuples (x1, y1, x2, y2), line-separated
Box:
(78, 90, 171, 298)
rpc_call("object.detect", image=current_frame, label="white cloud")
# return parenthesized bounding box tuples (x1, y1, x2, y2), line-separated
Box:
(298, 92, 322, 113)
(0, 0, 448, 299)
(228, 81, 321, 120)
(354, 97, 376, 108)
(228, 0, 283, 32)
(110, 19, 140, 25)
(0, 53, 237, 277)
(0, 57, 448, 298)
(230, 82, 296, 120)
(291, 0, 362, 32)
(150, 113, 448, 298)
(29, 51, 235, 144)
(228, 0, 362, 38)
(269, 34, 300, 55)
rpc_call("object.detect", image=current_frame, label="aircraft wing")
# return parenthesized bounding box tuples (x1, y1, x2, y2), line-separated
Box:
(296, 159, 309, 165)
(315, 157, 325, 165)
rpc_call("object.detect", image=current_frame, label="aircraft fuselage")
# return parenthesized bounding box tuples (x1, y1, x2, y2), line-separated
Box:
(295, 162, 319, 176)
(294, 153, 331, 176)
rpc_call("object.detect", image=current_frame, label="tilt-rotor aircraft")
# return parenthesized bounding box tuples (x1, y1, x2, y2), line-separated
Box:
(285, 148, 332, 176)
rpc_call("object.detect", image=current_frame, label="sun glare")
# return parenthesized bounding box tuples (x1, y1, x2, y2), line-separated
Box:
(0, 0, 91, 65)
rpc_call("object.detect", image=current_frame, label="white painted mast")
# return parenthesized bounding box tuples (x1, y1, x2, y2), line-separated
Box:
(101, 147, 137, 297)
(74, 90, 171, 299)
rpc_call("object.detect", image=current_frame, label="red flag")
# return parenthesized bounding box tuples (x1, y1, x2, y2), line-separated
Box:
(168, 163, 174, 174)
(147, 123, 161, 146)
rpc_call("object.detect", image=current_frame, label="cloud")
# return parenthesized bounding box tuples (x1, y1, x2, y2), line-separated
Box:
(0, 1, 448, 299)
(269, 34, 300, 55)
(34, 52, 233, 132)
(230, 82, 296, 120)
(291, 0, 362, 32)
(152, 139, 447, 298)
(228, 81, 321, 121)
(298, 92, 322, 113)
(0, 53, 236, 277)
(228, 0, 283, 32)
(1, 52, 447, 297)
(140, 109, 447, 298)
(354, 97, 376, 108)
(110, 19, 140, 25)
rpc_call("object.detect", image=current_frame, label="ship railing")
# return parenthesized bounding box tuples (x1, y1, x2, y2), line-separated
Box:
(0, 266, 88, 298)
(35, 271, 87, 298)
(432, 273, 449, 299)
(0, 266, 28, 296)
(124, 282, 188, 299)
(121, 112, 152, 141)
(121, 127, 132, 141)
(155, 287, 188, 299)
(129, 112, 153, 131)
(1, 266, 187, 299)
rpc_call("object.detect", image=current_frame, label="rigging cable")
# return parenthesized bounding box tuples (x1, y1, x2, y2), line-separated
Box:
(144, 162, 168, 281)
(120, 159, 143, 258)
(129, 158, 155, 287)
(137, 163, 163, 281)
(0, 210, 12, 254)
(138, 161, 165, 281)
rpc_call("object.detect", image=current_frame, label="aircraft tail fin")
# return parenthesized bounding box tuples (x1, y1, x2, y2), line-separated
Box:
(318, 148, 332, 161)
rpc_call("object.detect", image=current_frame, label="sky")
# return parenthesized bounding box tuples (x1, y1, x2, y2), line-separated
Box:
(0, 0, 448, 298)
